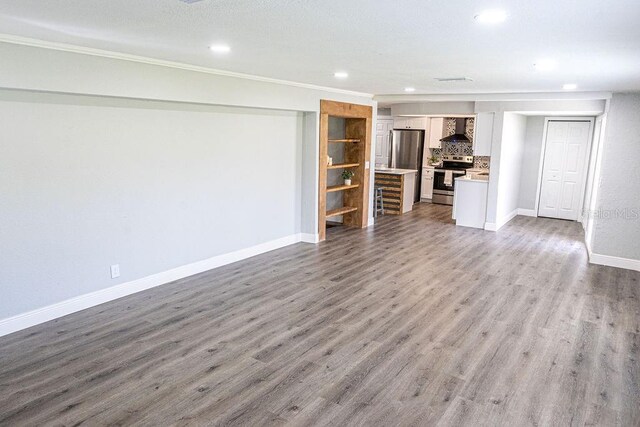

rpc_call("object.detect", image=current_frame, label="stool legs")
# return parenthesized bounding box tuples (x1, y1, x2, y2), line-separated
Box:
(374, 187, 384, 218)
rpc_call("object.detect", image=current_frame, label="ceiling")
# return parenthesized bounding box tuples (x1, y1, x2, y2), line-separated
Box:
(0, 0, 638, 95)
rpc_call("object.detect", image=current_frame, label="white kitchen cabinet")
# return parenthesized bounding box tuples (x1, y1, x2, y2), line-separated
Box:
(393, 116, 427, 130)
(473, 112, 494, 156)
(421, 167, 434, 200)
(453, 177, 488, 228)
(393, 117, 409, 129)
(428, 117, 445, 148)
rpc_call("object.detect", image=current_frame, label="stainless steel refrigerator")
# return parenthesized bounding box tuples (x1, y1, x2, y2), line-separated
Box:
(388, 129, 424, 202)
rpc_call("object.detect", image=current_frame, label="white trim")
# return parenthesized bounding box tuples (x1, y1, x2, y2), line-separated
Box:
(585, 228, 640, 272)
(533, 118, 550, 215)
(0, 233, 302, 337)
(485, 208, 518, 231)
(0, 34, 373, 99)
(517, 208, 537, 217)
(589, 252, 640, 272)
(498, 209, 519, 229)
(300, 233, 320, 244)
(375, 91, 612, 104)
(368, 217, 376, 227)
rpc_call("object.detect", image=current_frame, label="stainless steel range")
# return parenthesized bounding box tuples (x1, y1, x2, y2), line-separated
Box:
(432, 155, 474, 205)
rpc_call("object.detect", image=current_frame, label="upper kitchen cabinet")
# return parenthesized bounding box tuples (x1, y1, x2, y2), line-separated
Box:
(393, 116, 427, 130)
(473, 112, 494, 156)
(428, 117, 445, 148)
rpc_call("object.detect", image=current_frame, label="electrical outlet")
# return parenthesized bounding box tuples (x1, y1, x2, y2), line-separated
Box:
(110, 264, 120, 279)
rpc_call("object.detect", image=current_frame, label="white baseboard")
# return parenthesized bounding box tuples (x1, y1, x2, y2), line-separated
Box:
(300, 233, 320, 244)
(517, 208, 537, 217)
(485, 209, 518, 232)
(589, 252, 640, 272)
(0, 233, 304, 337)
(484, 222, 497, 231)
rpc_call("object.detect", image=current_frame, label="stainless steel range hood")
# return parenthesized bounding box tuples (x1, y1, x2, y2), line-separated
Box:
(440, 118, 470, 143)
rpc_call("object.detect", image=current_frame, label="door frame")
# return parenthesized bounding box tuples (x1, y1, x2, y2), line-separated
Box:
(534, 117, 595, 222)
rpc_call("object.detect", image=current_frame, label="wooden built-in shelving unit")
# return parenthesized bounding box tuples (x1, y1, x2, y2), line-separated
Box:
(328, 139, 360, 143)
(326, 206, 359, 218)
(318, 100, 372, 241)
(326, 183, 360, 193)
(327, 163, 360, 170)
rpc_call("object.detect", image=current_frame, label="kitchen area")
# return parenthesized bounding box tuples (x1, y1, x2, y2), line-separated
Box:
(375, 112, 493, 229)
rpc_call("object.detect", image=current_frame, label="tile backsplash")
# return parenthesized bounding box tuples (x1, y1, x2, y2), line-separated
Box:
(474, 156, 491, 169)
(430, 117, 490, 169)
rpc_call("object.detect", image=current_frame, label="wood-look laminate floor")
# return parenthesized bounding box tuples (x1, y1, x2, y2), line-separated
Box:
(1, 204, 639, 426)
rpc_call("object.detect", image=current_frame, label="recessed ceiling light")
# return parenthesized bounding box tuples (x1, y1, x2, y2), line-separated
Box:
(209, 44, 231, 54)
(404, 87, 416, 92)
(334, 71, 349, 79)
(474, 9, 507, 24)
(533, 59, 556, 71)
(563, 83, 578, 90)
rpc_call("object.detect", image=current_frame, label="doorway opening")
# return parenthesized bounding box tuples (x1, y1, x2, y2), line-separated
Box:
(536, 118, 595, 221)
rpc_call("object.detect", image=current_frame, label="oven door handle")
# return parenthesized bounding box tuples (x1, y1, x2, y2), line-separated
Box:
(434, 170, 466, 175)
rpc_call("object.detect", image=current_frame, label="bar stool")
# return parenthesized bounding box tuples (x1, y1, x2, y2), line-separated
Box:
(374, 187, 384, 217)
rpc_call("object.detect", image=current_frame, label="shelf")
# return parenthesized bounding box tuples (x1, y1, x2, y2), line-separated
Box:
(326, 206, 358, 218)
(327, 163, 360, 170)
(328, 139, 360, 143)
(326, 184, 359, 193)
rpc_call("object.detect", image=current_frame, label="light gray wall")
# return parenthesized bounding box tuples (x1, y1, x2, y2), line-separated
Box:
(518, 116, 546, 210)
(591, 93, 640, 260)
(0, 42, 375, 321)
(495, 113, 527, 223)
(0, 90, 303, 319)
(300, 112, 319, 236)
(583, 114, 605, 246)
(0, 42, 373, 112)
(485, 113, 504, 225)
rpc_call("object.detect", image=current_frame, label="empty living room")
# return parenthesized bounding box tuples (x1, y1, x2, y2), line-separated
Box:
(1, 1, 639, 425)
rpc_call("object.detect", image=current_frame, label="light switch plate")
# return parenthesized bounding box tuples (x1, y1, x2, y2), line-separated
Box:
(110, 264, 120, 279)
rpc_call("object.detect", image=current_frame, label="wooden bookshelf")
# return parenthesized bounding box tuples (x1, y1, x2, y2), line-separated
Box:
(326, 183, 359, 193)
(318, 100, 372, 241)
(326, 206, 358, 218)
(327, 163, 360, 170)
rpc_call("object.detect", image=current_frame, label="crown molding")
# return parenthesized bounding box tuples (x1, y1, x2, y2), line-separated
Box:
(0, 34, 374, 99)
(375, 91, 612, 104)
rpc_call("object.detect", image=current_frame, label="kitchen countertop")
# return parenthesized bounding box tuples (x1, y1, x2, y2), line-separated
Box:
(456, 175, 489, 183)
(458, 168, 490, 183)
(375, 168, 418, 175)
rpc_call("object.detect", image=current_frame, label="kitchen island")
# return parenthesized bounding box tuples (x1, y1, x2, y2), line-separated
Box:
(374, 168, 417, 215)
(452, 172, 489, 228)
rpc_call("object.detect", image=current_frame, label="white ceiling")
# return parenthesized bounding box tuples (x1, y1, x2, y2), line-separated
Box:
(0, 0, 638, 95)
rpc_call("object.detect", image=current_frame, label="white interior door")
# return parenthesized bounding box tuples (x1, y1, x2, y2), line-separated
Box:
(538, 121, 591, 220)
(375, 119, 393, 166)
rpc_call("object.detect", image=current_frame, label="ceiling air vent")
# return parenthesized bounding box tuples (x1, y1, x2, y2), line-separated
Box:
(435, 77, 474, 82)
(178, 0, 205, 3)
